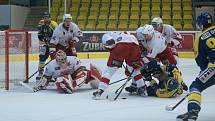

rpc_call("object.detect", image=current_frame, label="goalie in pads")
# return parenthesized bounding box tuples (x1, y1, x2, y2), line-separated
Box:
(33, 50, 101, 93)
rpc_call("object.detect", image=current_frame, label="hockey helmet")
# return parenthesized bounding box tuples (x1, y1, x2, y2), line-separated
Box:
(102, 33, 116, 49)
(141, 24, 155, 40)
(196, 12, 213, 30)
(42, 11, 50, 18)
(151, 17, 163, 29)
(63, 14, 72, 21)
(56, 50, 67, 66)
(166, 78, 179, 91)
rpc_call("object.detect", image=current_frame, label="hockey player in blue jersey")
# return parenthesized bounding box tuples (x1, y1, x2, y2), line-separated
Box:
(36, 11, 58, 80)
(176, 12, 215, 121)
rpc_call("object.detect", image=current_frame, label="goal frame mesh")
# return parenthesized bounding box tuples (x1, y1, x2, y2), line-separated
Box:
(4, 29, 30, 90)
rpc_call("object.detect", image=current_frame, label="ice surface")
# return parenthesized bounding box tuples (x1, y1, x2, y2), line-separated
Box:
(0, 59, 215, 121)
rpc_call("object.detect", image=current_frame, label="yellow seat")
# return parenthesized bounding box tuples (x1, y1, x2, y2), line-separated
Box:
(163, 19, 171, 24)
(128, 20, 139, 30)
(112, 0, 119, 2)
(88, 15, 97, 20)
(162, 14, 171, 20)
(109, 14, 118, 20)
(130, 14, 139, 20)
(119, 14, 129, 20)
(162, 6, 171, 11)
(77, 14, 87, 21)
(96, 21, 107, 30)
(132, 0, 140, 2)
(173, 23, 182, 30)
(85, 21, 96, 30)
(98, 15, 108, 20)
(183, 23, 193, 30)
(173, 14, 182, 20)
(77, 21, 86, 30)
(131, 6, 140, 12)
(173, 6, 181, 11)
(92, 0, 100, 3)
(184, 14, 192, 20)
(140, 14, 150, 20)
(107, 20, 117, 30)
(118, 21, 128, 30)
(121, 6, 129, 12)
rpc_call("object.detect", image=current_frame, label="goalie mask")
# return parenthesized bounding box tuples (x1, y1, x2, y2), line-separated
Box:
(56, 50, 67, 67)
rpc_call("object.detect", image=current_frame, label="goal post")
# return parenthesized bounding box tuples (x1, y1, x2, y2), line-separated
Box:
(0, 29, 30, 90)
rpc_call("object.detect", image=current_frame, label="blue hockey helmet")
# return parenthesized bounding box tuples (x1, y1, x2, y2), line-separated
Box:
(42, 11, 50, 18)
(166, 78, 179, 91)
(196, 12, 213, 30)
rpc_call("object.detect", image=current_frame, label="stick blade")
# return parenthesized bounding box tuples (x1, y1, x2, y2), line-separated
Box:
(165, 105, 174, 111)
(19, 81, 35, 92)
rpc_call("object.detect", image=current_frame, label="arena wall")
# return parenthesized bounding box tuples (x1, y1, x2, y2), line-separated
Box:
(0, 31, 200, 62)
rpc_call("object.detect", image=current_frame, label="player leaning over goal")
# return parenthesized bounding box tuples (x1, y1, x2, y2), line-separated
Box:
(176, 12, 215, 121)
(36, 11, 58, 80)
(49, 14, 83, 59)
(92, 32, 146, 99)
(151, 17, 182, 64)
(33, 50, 101, 94)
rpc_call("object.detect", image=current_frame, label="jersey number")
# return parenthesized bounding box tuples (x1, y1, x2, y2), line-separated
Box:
(206, 38, 215, 49)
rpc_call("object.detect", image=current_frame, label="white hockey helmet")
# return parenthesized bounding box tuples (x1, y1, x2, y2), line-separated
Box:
(151, 17, 163, 24)
(102, 33, 116, 49)
(142, 24, 155, 36)
(63, 14, 72, 21)
(151, 17, 163, 29)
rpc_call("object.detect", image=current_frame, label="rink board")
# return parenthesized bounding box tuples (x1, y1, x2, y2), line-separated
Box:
(0, 52, 194, 62)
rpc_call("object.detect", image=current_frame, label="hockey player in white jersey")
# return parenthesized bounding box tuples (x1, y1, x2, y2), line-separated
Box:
(136, 24, 177, 65)
(33, 50, 101, 94)
(49, 14, 83, 59)
(92, 32, 146, 99)
(151, 17, 182, 64)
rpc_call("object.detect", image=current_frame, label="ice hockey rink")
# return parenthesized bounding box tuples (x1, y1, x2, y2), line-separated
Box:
(0, 58, 215, 121)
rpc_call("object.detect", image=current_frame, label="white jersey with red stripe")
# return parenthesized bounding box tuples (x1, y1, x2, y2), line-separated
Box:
(50, 22, 82, 47)
(140, 31, 167, 58)
(107, 31, 139, 45)
(159, 24, 182, 46)
(44, 56, 82, 78)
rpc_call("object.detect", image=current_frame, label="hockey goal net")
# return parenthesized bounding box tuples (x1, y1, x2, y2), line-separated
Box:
(0, 29, 29, 90)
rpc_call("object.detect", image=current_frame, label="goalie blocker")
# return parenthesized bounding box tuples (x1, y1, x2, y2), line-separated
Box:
(33, 50, 101, 93)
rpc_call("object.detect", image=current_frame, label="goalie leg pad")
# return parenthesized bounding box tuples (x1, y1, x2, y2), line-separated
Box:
(55, 76, 73, 94)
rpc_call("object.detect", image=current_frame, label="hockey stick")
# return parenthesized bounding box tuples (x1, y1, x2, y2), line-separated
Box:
(109, 69, 135, 101)
(23, 60, 52, 83)
(114, 64, 131, 94)
(109, 77, 127, 86)
(165, 93, 189, 111)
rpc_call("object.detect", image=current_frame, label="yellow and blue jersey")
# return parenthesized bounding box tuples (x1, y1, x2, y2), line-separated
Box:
(194, 26, 215, 71)
(38, 20, 58, 42)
